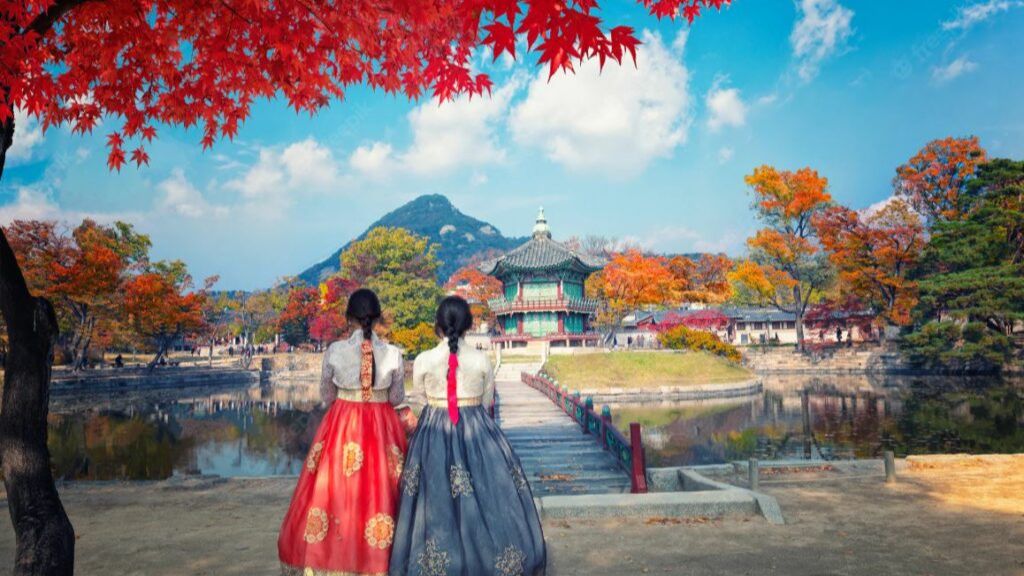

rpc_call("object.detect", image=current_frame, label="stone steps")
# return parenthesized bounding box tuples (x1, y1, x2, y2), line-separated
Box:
(495, 364, 631, 496)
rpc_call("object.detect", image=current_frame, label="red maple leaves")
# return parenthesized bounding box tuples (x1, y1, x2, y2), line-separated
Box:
(1, 0, 727, 171)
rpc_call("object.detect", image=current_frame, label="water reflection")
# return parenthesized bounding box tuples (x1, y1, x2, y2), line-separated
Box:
(48, 381, 326, 481)
(47, 374, 1024, 479)
(610, 375, 1024, 467)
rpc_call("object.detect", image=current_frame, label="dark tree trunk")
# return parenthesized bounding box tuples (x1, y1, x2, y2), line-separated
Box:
(793, 285, 806, 352)
(0, 109, 76, 576)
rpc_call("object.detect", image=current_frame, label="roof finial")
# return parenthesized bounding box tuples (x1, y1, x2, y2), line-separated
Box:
(532, 206, 551, 239)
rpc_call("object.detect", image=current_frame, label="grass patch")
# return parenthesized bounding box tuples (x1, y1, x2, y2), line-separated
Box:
(542, 351, 751, 390)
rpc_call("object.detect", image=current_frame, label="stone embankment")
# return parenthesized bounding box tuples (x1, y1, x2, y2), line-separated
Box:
(50, 366, 257, 395)
(742, 346, 913, 374)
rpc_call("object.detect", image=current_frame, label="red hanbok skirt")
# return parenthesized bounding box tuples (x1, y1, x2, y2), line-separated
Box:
(278, 396, 407, 576)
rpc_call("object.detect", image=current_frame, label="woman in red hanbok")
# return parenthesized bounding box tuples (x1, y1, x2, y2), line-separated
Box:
(279, 289, 408, 576)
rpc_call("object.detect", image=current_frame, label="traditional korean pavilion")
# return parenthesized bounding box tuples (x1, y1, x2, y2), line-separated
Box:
(480, 208, 604, 348)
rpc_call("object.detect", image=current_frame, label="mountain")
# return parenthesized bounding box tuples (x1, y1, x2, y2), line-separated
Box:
(296, 194, 526, 285)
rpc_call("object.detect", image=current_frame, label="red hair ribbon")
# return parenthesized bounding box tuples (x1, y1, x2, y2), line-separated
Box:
(447, 352, 460, 425)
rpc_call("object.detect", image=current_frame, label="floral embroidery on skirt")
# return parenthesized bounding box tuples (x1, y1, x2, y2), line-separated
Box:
(389, 406, 546, 576)
(343, 442, 364, 477)
(279, 400, 406, 576)
(364, 514, 395, 549)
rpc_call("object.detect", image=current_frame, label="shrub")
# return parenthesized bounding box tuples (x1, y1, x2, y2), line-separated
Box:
(901, 321, 1012, 373)
(390, 322, 438, 358)
(657, 325, 741, 362)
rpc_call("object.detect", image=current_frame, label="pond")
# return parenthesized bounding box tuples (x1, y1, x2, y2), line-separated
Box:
(609, 374, 1024, 467)
(46, 374, 1024, 480)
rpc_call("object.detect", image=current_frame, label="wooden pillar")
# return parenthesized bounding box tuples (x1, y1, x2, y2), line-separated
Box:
(600, 405, 612, 449)
(629, 422, 648, 493)
(558, 313, 565, 334)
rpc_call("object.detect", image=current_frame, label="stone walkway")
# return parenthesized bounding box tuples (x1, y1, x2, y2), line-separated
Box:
(495, 362, 631, 496)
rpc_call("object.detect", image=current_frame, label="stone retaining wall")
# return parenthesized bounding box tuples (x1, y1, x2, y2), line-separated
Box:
(742, 346, 914, 374)
(50, 367, 258, 395)
(576, 379, 763, 404)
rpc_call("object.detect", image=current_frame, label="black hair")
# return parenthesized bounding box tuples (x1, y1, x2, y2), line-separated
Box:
(346, 288, 381, 386)
(435, 296, 473, 355)
(346, 288, 382, 340)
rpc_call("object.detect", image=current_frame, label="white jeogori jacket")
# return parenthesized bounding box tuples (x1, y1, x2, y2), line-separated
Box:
(411, 339, 494, 408)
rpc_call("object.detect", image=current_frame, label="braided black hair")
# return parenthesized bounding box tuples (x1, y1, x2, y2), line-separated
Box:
(346, 288, 382, 382)
(435, 296, 473, 355)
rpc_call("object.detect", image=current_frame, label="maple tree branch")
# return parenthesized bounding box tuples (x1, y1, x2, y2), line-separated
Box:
(26, 0, 96, 37)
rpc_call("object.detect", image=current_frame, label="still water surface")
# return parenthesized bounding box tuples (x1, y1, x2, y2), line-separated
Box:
(48, 374, 1024, 480)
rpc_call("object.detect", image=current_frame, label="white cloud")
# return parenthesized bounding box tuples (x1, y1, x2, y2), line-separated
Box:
(226, 138, 344, 202)
(400, 81, 518, 175)
(470, 172, 489, 186)
(706, 85, 748, 131)
(932, 56, 978, 83)
(349, 142, 394, 178)
(508, 30, 692, 174)
(943, 0, 1024, 30)
(717, 147, 735, 164)
(0, 187, 60, 222)
(158, 169, 228, 219)
(790, 0, 854, 81)
(7, 109, 44, 165)
(0, 185, 137, 225)
(625, 225, 744, 255)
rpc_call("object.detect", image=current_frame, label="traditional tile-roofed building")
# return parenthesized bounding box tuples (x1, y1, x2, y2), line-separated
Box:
(480, 208, 604, 348)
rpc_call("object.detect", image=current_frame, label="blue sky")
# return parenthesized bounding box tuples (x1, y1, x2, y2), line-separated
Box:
(3, 0, 1023, 289)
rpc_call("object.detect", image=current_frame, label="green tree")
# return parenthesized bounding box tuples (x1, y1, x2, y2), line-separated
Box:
(341, 227, 443, 330)
(915, 159, 1024, 335)
(341, 227, 440, 283)
(901, 321, 1012, 373)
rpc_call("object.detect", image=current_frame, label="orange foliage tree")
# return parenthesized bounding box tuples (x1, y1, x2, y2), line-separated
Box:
(730, 166, 834, 350)
(445, 264, 503, 327)
(894, 136, 987, 224)
(123, 263, 210, 370)
(588, 250, 677, 329)
(0, 1, 728, 569)
(588, 250, 730, 331)
(5, 219, 149, 369)
(813, 199, 925, 329)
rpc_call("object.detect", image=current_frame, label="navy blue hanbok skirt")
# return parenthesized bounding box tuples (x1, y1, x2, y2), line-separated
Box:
(389, 405, 546, 576)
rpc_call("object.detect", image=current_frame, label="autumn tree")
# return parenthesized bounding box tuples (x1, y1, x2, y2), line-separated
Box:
(813, 199, 925, 330)
(894, 136, 988, 224)
(730, 166, 834, 351)
(587, 250, 678, 330)
(341, 227, 443, 330)
(5, 219, 150, 369)
(669, 253, 733, 303)
(277, 286, 320, 346)
(445, 263, 503, 327)
(341, 227, 441, 284)
(0, 0, 726, 571)
(123, 261, 210, 369)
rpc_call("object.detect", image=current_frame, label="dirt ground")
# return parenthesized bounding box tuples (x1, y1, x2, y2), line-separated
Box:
(1, 455, 1022, 576)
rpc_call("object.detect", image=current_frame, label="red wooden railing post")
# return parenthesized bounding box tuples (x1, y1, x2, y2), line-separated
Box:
(629, 422, 648, 494)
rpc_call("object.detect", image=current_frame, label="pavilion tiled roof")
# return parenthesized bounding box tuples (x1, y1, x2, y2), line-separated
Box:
(479, 235, 605, 276)
(479, 208, 605, 277)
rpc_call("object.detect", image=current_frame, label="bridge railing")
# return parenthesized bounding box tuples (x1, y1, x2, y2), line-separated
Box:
(521, 372, 648, 493)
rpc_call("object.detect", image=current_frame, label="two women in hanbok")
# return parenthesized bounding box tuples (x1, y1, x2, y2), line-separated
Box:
(278, 291, 546, 576)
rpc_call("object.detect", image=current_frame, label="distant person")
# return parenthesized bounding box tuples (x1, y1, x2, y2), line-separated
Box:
(389, 296, 545, 575)
(228, 346, 234, 357)
(278, 288, 407, 576)
(114, 354, 124, 368)
(836, 327, 843, 343)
